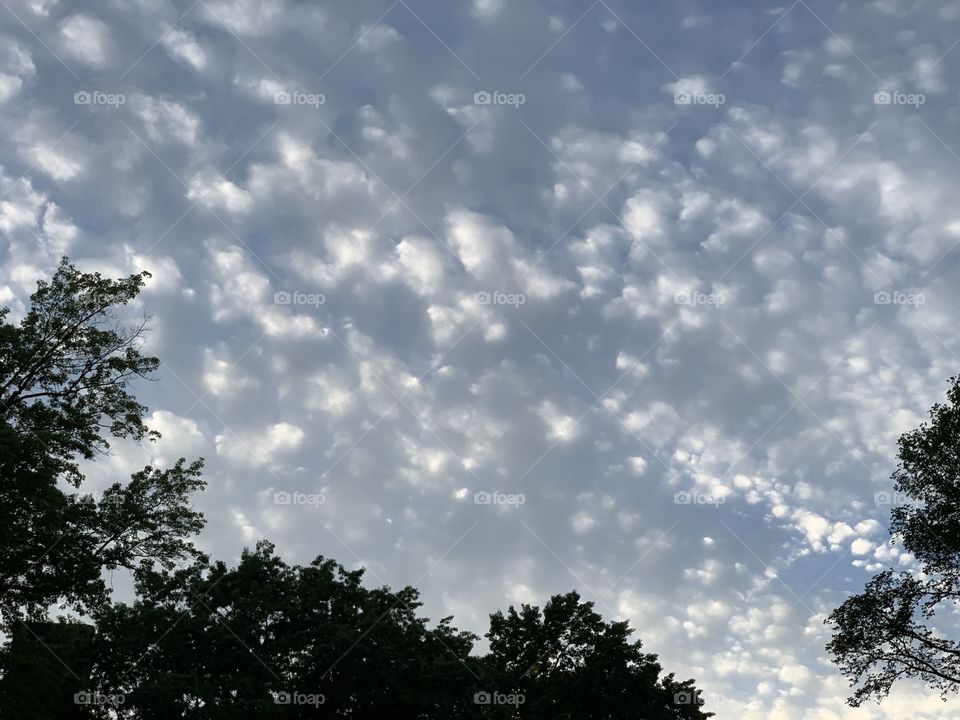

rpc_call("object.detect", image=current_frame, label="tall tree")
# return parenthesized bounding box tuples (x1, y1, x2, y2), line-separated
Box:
(828, 375, 960, 705)
(483, 591, 713, 719)
(0, 259, 206, 619)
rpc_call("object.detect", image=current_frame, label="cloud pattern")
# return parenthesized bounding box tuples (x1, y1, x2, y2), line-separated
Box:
(3, 0, 960, 716)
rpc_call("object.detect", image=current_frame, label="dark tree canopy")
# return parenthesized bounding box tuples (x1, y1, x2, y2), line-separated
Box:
(828, 375, 960, 705)
(82, 545, 712, 719)
(87, 542, 481, 719)
(0, 258, 159, 483)
(0, 620, 97, 720)
(484, 591, 713, 719)
(0, 259, 205, 619)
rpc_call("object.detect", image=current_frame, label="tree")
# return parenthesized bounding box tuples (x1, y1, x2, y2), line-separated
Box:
(482, 591, 713, 719)
(828, 375, 960, 705)
(0, 258, 158, 483)
(87, 548, 712, 718)
(0, 258, 206, 619)
(88, 542, 481, 719)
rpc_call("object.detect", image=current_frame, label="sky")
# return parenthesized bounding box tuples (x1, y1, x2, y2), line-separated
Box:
(3, 0, 960, 717)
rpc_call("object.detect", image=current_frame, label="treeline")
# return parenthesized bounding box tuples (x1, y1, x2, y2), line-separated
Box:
(0, 260, 713, 719)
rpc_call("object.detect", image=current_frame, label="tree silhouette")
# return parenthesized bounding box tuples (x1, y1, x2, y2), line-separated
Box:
(87, 545, 712, 718)
(88, 542, 480, 718)
(483, 591, 713, 719)
(0, 260, 204, 624)
(828, 375, 960, 705)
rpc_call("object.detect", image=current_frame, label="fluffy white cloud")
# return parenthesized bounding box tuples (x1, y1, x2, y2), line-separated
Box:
(58, 14, 111, 67)
(216, 422, 305, 465)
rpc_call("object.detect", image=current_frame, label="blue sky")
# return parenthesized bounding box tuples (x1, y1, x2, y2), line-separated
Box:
(3, 0, 960, 717)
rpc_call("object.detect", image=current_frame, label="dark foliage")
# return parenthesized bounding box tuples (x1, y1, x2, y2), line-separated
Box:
(0, 260, 205, 621)
(828, 376, 960, 705)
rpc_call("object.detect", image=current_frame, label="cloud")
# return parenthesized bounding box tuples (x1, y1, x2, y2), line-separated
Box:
(58, 14, 111, 67)
(6, 1, 960, 716)
(162, 28, 208, 71)
(216, 422, 305, 465)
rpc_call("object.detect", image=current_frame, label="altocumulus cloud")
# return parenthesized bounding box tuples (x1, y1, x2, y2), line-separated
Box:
(3, 0, 960, 717)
